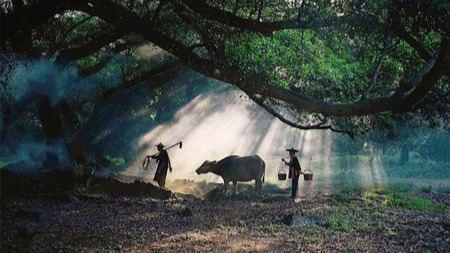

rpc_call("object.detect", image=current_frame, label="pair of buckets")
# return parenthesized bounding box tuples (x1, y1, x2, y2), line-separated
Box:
(278, 169, 313, 181)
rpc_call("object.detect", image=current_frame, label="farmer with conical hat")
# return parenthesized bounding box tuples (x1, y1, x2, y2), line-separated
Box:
(282, 147, 303, 199)
(147, 143, 172, 187)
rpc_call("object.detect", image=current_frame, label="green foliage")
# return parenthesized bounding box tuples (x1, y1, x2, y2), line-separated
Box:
(361, 188, 446, 211)
(91, 129, 111, 144)
(103, 154, 126, 167)
(0, 158, 16, 170)
(384, 193, 446, 211)
(226, 30, 370, 101)
(325, 213, 350, 232)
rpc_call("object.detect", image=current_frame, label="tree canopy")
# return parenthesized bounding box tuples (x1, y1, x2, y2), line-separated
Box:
(1, 0, 449, 137)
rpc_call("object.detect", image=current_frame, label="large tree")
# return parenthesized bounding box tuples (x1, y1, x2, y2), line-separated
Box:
(1, 0, 449, 139)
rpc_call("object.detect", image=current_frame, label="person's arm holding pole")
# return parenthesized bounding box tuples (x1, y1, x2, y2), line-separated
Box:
(168, 153, 172, 173)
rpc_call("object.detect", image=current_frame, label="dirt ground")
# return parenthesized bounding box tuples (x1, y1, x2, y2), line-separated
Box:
(1, 183, 449, 253)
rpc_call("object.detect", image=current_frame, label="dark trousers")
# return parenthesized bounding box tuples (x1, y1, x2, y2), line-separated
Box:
(291, 174, 300, 198)
(154, 164, 168, 188)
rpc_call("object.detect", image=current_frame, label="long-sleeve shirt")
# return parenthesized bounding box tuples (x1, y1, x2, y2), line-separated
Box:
(288, 156, 302, 173)
(152, 150, 170, 168)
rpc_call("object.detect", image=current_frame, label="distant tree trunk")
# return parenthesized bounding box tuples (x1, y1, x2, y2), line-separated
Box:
(36, 95, 63, 140)
(58, 100, 79, 133)
(35, 94, 66, 169)
(399, 144, 410, 164)
(0, 105, 12, 143)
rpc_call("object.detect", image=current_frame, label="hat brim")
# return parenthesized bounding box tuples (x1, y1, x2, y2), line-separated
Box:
(286, 148, 299, 153)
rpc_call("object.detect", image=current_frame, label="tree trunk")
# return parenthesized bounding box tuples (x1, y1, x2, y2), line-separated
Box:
(0, 105, 12, 143)
(36, 95, 63, 140)
(399, 144, 410, 164)
(58, 100, 79, 133)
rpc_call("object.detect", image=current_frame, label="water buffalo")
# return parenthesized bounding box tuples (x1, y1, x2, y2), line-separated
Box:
(196, 155, 265, 193)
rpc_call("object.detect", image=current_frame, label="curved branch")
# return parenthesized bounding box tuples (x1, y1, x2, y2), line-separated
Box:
(208, 38, 447, 117)
(174, 0, 342, 35)
(55, 30, 124, 63)
(246, 92, 354, 138)
(78, 38, 140, 76)
(388, 2, 432, 60)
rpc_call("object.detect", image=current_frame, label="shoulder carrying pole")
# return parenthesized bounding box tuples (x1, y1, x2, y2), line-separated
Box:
(142, 141, 182, 170)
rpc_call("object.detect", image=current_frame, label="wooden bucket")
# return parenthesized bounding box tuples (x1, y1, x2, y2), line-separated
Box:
(278, 173, 287, 181)
(303, 169, 313, 181)
(278, 166, 287, 181)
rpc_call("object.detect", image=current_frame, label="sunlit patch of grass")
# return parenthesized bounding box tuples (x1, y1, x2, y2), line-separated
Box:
(384, 193, 446, 211)
(324, 213, 350, 232)
(324, 185, 446, 235)
(361, 188, 446, 211)
(362, 190, 385, 203)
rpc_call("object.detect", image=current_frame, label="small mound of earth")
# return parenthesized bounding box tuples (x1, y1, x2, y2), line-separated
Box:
(92, 178, 175, 199)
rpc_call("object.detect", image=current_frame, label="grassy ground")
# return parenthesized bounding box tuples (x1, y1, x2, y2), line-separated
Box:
(1, 182, 449, 253)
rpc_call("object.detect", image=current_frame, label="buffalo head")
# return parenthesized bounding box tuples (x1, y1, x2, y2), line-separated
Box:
(196, 160, 217, 174)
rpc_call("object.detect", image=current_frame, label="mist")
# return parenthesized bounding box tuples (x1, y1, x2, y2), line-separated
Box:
(4, 56, 122, 106)
(0, 137, 69, 172)
(1, 56, 123, 172)
(2, 57, 449, 194)
(91, 72, 449, 194)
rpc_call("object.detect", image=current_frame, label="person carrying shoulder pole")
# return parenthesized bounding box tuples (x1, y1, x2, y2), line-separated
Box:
(282, 148, 303, 199)
(146, 143, 172, 188)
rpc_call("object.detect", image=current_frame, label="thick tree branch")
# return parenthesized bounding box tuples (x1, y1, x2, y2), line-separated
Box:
(361, 36, 391, 99)
(93, 61, 179, 110)
(391, 23, 432, 60)
(246, 92, 354, 137)
(78, 39, 138, 76)
(72, 0, 214, 73)
(170, 1, 222, 61)
(388, 2, 432, 61)
(3, 0, 448, 119)
(62, 16, 93, 42)
(55, 30, 124, 63)
(209, 37, 448, 116)
(175, 0, 342, 35)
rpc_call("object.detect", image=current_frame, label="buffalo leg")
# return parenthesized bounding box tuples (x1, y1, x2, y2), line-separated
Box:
(223, 179, 229, 195)
(255, 178, 262, 193)
(232, 181, 238, 195)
